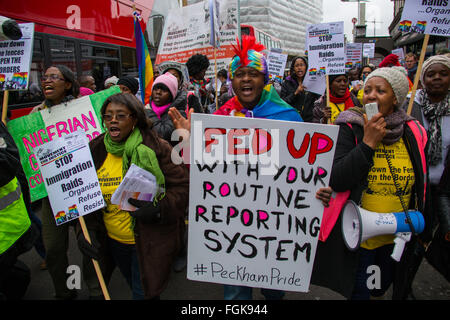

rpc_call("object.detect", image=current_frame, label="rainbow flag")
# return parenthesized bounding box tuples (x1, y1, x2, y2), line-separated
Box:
(416, 21, 427, 33)
(134, 12, 153, 105)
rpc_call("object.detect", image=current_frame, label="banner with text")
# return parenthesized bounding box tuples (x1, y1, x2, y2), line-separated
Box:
(34, 130, 104, 225)
(7, 86, 120, 202)
(0, 23, 34, 91)
(187, 114, 339, 292)
(155, 0, 238, 78)
(399, 0, 449, 36)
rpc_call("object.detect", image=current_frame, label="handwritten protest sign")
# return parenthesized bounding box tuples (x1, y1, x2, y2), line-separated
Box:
(267, 51, 288, 83)
(34, 130, 104, 225)
(187, 114, 339, 292)
(155, 0, 238, 78)
(0, 23, 34, 91)
(7, 86, 120, 202)
(399, 0, 449, 36)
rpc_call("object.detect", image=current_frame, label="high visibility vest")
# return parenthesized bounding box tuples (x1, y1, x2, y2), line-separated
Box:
(0, 177, 31, 255)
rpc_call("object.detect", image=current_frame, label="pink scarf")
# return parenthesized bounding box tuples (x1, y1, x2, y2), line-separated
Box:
(151, 101, 171, 119)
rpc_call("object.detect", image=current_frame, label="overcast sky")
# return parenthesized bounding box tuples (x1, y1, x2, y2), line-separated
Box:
(322, 0, 394, 40)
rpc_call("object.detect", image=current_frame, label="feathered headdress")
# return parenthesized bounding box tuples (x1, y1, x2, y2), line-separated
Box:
(228, 35, 269, 84)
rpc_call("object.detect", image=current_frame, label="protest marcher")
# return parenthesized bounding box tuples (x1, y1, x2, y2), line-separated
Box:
(405, 52, 418, 83)
(30, 65, 88, 299)
(77, 93, 189, 300)
(186, 54, 214, 112)
(407, 55, 450, 283)
(280, 56, 320, 122)
(117, 76, 139, 96)
(351, 65, 376, 105)
(79, 75, 96, 92)
(170, 35, 333, 300)
(104, 76, 119, 89)
(0, 121, 38, 300)
(145, 72, 186, 145)
(311, 66, 432, 300)
(312, 73, 362, 124)
(156, 62, 191, 272)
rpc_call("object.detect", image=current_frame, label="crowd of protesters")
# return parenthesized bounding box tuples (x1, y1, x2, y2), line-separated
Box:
(1, 25, 449, 301)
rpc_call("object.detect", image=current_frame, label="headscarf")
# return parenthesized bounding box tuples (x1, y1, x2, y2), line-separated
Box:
(228, 35, 269, 84)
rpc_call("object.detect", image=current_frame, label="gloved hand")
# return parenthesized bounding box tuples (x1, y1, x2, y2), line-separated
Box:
(128, 198, 162, 224)
(77, 232, 100, 260)
(188, 94, 203, 114)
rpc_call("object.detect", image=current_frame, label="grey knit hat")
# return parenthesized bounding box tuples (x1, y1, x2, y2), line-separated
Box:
(420, 55, 450, 86)
(364, 66, 409, 106)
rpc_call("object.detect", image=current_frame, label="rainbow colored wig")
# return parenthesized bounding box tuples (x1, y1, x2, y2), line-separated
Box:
(228, 36, 269, 84)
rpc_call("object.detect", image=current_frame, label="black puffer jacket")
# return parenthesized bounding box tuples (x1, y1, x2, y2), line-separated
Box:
(145, 90, 187, 145)
(280, 76, 320, 123)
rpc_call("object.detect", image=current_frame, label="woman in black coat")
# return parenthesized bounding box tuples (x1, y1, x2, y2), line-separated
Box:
(280, 56, 320, 122)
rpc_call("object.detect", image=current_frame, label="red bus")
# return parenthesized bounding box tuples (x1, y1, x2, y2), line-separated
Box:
(0, 0, 155, 119)
(241, 24, 282, 51)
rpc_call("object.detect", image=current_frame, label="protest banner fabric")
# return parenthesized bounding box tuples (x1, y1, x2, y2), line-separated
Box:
(399, 0, 449, 36)
(155, 0, 238, 78)
(0, 23, 34, 91)
(34, 130, 104, 225)
(187, 114, 339, 292)
(7, 86, 120, 202)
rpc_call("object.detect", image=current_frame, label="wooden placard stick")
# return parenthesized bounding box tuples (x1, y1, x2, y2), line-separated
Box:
(78, 216, 111, 300)
(326, 74, 331, 124)
(407, 34, 430, 116)
(2, 90, 9, 125)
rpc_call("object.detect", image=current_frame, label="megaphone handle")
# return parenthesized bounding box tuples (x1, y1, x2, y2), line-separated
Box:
(391, 232, 411, 262)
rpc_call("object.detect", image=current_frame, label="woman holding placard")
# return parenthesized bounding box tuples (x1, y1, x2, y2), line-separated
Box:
(77, 92, 189, 299)
(312, 66, 432, 300)
(31, 65, 82, 300)
(280, 56, 320, 122)
(312, 73, 362, 124)
(408, 55, 450, 282)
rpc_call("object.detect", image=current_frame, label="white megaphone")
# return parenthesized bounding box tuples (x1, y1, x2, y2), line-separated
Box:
(341, 200, 425, 261)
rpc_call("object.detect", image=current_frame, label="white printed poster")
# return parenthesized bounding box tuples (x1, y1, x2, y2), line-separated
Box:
(187, 114, 339, 292)
(399, 0, 449, 36)
(345, 43, 363, 70)
(156, 0, 238, 78)
(34, 130, 104, 226)
(0, 23, 34, 91)
(267, 51, 288, 83)
(363, 43, 375, 58)
(306, 21, 346, 76)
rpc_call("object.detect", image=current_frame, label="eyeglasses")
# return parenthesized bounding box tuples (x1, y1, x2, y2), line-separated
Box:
(102, 113, 133, 122)
(41, 74, 65, 82)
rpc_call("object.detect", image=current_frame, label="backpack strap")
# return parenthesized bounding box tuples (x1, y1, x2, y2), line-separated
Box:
(406, 119, 428, 204)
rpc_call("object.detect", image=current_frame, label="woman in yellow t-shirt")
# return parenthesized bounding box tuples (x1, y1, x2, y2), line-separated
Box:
(313, 66, 431, 300)
(77, 93, 189, 300)
(312, 73, 362, 124)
